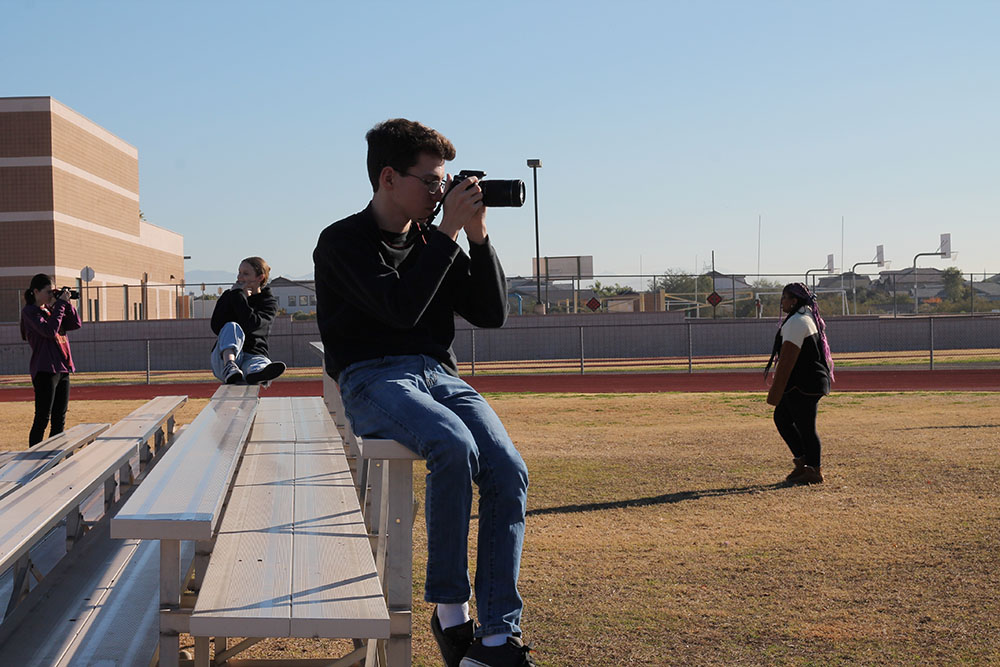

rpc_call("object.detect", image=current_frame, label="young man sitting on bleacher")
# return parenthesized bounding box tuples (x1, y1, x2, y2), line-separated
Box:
(313, 119, 535, 667)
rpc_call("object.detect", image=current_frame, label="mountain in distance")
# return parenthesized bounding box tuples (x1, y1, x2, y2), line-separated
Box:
(185, 269, 314, 287)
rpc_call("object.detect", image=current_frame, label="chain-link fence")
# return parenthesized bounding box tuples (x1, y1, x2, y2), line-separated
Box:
(453, 314, 1000, 375)
(4, 271, 999, 324)
(2, 310, 997, 378)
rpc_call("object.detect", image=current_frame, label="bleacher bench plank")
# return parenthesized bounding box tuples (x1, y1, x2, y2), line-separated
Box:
(189, 436, 295, 637)
(189, 397, 388, 641)
(0, 395, 187, 571)
(0, 423, 110, 501)
(291, 427, 388, 637)
(112, 385, 259, 541)
(0, 397, 190, 664)
(0, 407, 176, 576)
(0, 523, 195, 667)
(101, 394, 186, 443)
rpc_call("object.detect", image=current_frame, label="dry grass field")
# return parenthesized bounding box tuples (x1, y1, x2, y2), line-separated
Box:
(1, 391, 998, 665)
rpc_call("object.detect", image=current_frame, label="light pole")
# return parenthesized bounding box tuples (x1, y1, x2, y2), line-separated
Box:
(851, 245, 885, 315)
(804, 267, 828, 291)
(527, 159, 543, 313)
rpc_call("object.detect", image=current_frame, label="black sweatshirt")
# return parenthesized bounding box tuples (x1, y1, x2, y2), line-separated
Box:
(313, 203, 508, 380)
(210, 286, 278, 357)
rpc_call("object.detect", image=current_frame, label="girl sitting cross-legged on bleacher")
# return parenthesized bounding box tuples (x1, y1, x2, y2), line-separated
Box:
(209, 256, 286, 386)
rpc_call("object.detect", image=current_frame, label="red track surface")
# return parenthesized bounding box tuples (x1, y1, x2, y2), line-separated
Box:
(0, 369, 994, 402)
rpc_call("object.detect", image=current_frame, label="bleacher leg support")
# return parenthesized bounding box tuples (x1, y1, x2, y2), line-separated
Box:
(386, 458, 414, 667)
(160, 539, 181, 667)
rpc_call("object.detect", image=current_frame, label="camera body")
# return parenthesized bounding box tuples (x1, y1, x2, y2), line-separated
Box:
(54, 286, 79, 300)
(450, 170, 526, 208)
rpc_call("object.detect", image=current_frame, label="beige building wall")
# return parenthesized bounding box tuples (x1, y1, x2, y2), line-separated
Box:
(0, 96, 184, 322)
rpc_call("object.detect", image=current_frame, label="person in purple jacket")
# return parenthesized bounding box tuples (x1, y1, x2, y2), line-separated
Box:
(20, 273, 82, 446)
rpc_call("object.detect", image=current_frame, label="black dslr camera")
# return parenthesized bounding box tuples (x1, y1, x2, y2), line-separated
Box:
(54, 286, 79, 300)
(448, 170, 525, 208)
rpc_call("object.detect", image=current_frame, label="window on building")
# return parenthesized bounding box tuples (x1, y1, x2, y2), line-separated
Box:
(288, 296, 296, 307)
(298, 295, 309, 306)
(309, 295, 317, 306)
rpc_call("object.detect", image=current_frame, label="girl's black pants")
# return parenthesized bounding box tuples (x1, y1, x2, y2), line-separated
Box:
(30, 372, 70, 446)
(773, 388, 822, 467)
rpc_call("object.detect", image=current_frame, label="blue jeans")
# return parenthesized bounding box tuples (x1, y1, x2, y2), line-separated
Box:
(338, 354, 528, 637)
(210, 322, 272, 382)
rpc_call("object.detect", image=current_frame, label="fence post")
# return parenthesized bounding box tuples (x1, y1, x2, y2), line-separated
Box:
(970, 272, 975, 315)
(470, 329, 476, 376)
(687, 321, 693, 373)
(731, 275, 737, 317)
(579, 326, 585, 375)
(892, 274, 897, 317)
(928, 317, 934, 371)
(146, 340, 151, 385)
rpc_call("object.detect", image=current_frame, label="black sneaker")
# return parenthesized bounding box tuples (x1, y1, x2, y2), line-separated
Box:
(431, 607, 475, 667)
(246, 361, 286, 385)
(460, 636, 536, 667)
(223, 360, 244, 385)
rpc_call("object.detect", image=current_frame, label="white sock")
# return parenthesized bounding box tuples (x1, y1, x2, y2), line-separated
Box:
(436, 602, 470, 629)
(482, 633, 511, 647)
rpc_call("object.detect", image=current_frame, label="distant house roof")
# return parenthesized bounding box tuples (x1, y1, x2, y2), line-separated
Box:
(972, 281, 1000, 299)
(270, 276, 315, 291)
(875, 267, 946, 288)
(816, 273, 871, 289)
(704, 271, 752, 291)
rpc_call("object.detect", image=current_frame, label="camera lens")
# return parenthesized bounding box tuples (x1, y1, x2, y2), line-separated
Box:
(480, 179, 526, 208)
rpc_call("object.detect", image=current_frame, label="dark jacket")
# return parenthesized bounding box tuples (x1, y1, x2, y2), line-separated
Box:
(313, 203, 507, 379)
(20, 300, 82, 377)
(780, 309, 831, 396)
(210, 286, 278, 357)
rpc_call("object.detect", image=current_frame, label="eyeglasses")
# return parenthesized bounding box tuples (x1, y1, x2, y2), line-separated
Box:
(398, 170, 446, 195)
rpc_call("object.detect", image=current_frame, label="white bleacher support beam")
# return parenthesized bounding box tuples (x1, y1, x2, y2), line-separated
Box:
(386, 457, 415, 666)
(104, 476, 117, 512)
(160, 539, 182, 667)
(65, 506, 84, 551)
(190, 538, 215, 593)
(4, 554, 30, 618)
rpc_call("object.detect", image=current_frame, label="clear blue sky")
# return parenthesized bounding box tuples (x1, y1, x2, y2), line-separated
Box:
(4, 0, 998, 283)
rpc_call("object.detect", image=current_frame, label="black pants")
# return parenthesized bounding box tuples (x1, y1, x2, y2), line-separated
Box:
(29, 372, 70, 446)
(773, 389, 822, 467)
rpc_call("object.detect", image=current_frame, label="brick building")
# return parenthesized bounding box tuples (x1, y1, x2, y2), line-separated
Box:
(0, 96, 184, 322)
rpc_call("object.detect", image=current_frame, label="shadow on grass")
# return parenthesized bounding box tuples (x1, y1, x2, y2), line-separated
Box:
(896, 424, 1000, 430)
(525, 482, 788, 517)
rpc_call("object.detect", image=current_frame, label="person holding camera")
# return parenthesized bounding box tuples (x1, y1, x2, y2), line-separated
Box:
(20, 273, 82, 447)
(209, 256, 286, 386)
(765, 282, 835, 484)
(313, 119, 535, 667)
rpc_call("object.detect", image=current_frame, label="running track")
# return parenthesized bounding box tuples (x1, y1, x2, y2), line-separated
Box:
(0, 369, 994, 401)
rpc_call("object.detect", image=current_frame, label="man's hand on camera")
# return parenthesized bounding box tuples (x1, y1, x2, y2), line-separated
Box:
(438, 174, 487, 244)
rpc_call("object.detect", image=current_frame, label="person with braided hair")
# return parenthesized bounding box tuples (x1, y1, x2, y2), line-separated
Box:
(765, 282, 835, 484)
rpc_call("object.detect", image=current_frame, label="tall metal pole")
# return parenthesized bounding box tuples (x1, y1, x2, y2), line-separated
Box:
(527, 159, 542, 311)
(851, 260, 881, 315)
(757, 214, 761, 283)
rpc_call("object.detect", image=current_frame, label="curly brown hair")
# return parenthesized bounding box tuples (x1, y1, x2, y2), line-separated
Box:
(365, 118, 456, 192)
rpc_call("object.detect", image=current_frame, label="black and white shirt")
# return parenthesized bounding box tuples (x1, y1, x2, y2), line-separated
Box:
(779, 306, 831, 396)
